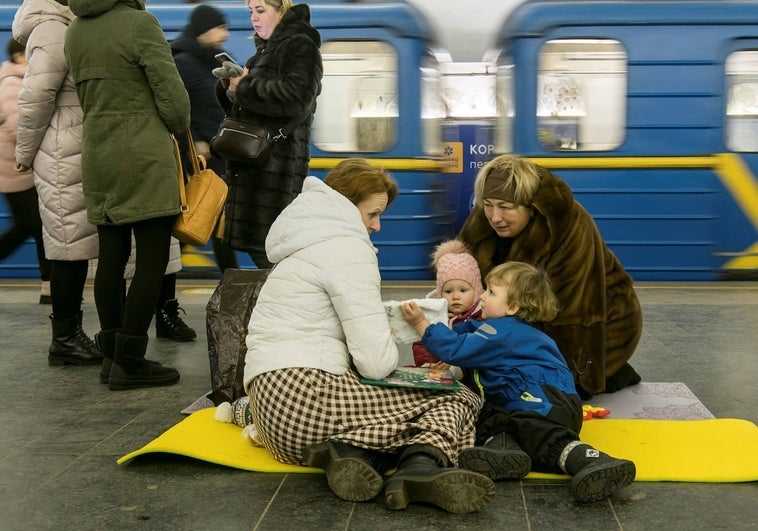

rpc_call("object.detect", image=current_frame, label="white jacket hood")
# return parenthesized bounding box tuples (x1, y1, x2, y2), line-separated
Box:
(265, 176, 377, 264)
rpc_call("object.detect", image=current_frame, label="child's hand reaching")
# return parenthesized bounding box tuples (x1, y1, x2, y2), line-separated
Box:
(401, 301, 431, 336)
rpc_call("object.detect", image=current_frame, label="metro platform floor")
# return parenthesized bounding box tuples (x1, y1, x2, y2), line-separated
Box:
(0, 278, 756, 531)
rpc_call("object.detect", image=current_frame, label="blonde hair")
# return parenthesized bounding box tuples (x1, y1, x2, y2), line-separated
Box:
(473, 154, 541, 207)
(485, 261, 560, 323)
(251, 0, 292, 14)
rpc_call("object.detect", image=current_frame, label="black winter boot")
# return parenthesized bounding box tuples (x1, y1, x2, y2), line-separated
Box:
(560, 441, 636, 503)
(302, 440, 384, 502)
(458, 432, 532, 480)
(155, 299, 196, 341)
(94, 329, 119, 384)
(48, 312, 103, 366)
(108, 333, 180, 391)
(383, 444, 495, 514)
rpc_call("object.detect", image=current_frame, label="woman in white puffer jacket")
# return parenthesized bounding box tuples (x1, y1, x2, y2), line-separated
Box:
(13, 0, 101, 366)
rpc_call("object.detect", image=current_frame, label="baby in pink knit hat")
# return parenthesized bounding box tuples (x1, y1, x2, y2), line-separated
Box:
(413, 240, 483, 385)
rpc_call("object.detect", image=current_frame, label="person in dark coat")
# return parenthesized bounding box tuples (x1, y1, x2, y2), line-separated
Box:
(458, 154, 643, 397)
(170, 3, 239, 273)
(214, 0, 322, 268)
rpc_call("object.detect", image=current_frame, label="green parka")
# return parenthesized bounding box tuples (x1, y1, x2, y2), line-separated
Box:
(64, 0, 190, 225)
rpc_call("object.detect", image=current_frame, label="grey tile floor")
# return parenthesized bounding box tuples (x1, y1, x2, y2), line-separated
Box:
(0, 278, 756, 530)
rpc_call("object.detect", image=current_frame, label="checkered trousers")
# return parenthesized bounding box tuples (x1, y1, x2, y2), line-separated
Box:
(248, 367, 483, 466)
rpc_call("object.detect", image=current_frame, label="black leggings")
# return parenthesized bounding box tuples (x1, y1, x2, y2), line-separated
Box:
(50, 259, 88, 319)
(94, 216, 174, 335)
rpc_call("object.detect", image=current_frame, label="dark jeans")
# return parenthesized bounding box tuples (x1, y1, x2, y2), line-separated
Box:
(94, 216, 174, 335)
(0, 188, 50, 280)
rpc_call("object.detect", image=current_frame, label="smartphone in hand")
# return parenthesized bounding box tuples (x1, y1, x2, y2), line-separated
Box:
(214, 52, 238, 65)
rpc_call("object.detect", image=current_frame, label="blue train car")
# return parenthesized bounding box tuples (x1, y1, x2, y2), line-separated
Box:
(0, 1, 448, 279)
(488, 0, 758, 280)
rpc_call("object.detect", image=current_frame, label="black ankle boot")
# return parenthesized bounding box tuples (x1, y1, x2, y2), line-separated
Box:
(155, 299, 196, 341)
(383, 444, 495, 514)
(108, 333, 180, 391)
(302, 440, 384, 502)
(48, 312, 103, 366)
(604, 363, 642, 393)
(458, 432, 531, 480)
(561, 442, 636, 502)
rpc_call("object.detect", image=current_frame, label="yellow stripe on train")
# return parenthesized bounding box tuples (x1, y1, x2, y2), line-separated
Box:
(309, 157, 445, 171)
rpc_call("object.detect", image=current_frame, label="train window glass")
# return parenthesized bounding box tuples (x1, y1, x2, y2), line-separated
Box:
(495, 62, 515, 153)
(537, 39, 626, 151)
(725, 51, 758, 152)
(421, 59, 444, 155)
(313, 41, 397, 152)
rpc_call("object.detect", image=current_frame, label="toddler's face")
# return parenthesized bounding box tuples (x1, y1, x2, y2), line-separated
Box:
(480, 282, 518, 320)
(441, 279, 477, 315)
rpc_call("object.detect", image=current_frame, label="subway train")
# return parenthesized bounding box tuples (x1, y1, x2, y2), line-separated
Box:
(1, 0, 757, 281)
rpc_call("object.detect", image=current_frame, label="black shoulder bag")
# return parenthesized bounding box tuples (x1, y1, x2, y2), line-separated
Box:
(210, 105, 313, 165)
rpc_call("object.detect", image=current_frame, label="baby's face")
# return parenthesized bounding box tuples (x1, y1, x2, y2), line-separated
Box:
(441, 280, 477, 315)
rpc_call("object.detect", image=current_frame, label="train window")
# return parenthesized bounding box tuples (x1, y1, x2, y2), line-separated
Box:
(313, 41, 397, 152)
(537, 39, 626, 151)
(725, 51, 758, 152)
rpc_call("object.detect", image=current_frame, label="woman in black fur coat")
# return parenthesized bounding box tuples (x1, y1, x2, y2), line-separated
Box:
(215, 0, 322, 268)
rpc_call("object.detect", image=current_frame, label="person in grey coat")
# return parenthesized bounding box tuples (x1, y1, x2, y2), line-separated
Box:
(13, 0, 102, 367)
(214, 0, 322, 268)
(65, 0, 191, 390)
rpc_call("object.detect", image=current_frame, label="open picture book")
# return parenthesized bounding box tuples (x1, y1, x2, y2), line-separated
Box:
(360, 366, 461, 391)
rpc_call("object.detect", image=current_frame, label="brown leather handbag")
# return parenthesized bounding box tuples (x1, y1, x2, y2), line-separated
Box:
(172, 131, 228, 246)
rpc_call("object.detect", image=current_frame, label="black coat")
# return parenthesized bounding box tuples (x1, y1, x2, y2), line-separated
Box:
(216, 4, 323, 258)
(171, 33, 226, 145)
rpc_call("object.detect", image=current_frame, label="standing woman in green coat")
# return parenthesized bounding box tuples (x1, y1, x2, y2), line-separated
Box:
(64, 0, 191, 391)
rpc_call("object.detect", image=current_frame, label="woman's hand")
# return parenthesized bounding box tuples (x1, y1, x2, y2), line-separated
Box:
(194, 140, 211, 160)
(212, 61, 244, 89)
(228, 67, 249, 93)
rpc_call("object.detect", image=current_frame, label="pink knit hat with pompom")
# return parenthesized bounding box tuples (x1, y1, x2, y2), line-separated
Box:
(432, 240, 484, 300)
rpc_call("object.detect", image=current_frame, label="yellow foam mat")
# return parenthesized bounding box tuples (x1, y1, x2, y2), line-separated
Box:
(118, 408, 758, 482)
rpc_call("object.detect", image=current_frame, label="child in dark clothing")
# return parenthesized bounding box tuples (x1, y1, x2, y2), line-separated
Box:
(400, 261, 636, 503)
(412, 240, 483, 383)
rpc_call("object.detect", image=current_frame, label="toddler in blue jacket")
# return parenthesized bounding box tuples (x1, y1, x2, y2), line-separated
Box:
(401, 261, 636, 503)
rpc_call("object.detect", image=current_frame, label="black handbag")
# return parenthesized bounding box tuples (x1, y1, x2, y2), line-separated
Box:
(211, 118, 273, 163)
(210, 105, 312, 164)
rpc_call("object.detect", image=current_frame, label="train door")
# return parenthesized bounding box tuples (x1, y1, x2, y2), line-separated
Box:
(491, 0, 758, 280)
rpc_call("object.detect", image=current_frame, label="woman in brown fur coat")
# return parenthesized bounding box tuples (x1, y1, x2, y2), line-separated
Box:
(458, 154, 642, 397)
